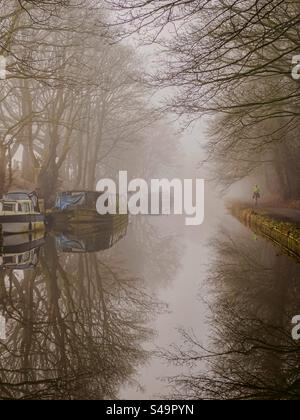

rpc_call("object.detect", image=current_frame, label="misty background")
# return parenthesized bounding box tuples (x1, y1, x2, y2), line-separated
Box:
(1, 0, 300, 400)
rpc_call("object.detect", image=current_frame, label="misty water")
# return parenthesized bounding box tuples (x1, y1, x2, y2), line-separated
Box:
(1, 208, 300, 400)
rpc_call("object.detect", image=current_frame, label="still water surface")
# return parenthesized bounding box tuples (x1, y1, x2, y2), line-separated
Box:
(0, 210, 299, 400)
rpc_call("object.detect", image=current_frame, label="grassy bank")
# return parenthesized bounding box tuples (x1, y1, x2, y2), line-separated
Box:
(230, 203, 300, 262)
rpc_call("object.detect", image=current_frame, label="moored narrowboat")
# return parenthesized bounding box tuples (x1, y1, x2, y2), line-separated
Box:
(48, 191, 124, 227)
(0, 191, 45, 235)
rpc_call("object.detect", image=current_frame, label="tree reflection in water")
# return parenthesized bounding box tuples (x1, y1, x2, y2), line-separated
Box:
(162, 228, 300, 400)
(0, 235, 162, 400)
(128, 216, 183, 288)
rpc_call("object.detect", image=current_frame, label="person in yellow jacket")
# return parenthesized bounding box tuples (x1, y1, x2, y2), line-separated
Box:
(252, 185, 261, 206)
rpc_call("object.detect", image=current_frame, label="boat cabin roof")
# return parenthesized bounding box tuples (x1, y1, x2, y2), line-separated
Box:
(4, 191, 38, 199)
(55, 191, 102, 210)
(1, 199, 32, 205)
(56, 191, 101, 197)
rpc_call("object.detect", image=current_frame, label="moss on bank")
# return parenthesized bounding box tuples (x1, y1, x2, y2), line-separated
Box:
(230, 203, 300, 262)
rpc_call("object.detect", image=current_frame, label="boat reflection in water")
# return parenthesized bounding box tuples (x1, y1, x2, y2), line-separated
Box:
(0, 212, 155, 400)
(54, 216, 129, 253)
(0, 230, 46, 270)
(0, 213, 128, 273)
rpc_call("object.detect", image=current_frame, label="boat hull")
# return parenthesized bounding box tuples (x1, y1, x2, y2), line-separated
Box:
(0, 214, 45, 234)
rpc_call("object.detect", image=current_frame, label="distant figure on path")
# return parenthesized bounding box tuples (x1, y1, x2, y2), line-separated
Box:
(253, 185, 261, 207)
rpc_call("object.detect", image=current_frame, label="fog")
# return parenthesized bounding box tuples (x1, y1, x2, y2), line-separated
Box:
(0, 0, 300, 401)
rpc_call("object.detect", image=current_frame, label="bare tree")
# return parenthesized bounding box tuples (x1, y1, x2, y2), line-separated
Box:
(0, 235, 162, 400)
(107, 0, 300, 198)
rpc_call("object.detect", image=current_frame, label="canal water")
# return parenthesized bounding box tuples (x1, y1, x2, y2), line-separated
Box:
(0, 207, 300, 399)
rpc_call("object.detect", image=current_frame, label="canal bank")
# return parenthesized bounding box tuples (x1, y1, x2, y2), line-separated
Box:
(230, 203, 300, 261)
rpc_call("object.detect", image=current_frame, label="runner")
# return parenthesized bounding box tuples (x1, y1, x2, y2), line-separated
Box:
(253, 185, 261, 207)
